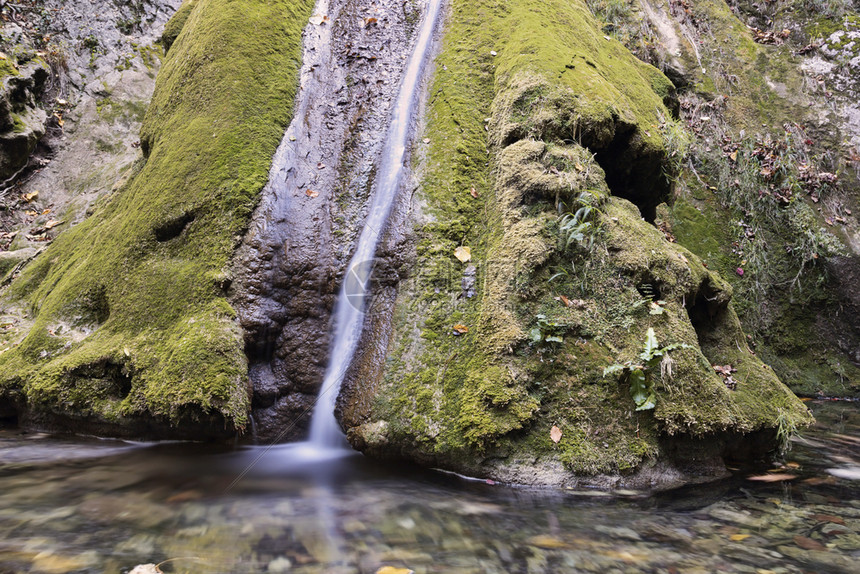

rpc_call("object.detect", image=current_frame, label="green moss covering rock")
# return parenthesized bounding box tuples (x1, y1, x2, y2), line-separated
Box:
(160, 0, 196, 53)
(343, 0, 811, 488)
(0, 0, 314, 437)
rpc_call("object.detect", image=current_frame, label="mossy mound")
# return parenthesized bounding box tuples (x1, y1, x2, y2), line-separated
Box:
(638, 0, 860, 397)
(0, 0, 314, 437)
(344, 0, 811, 487)
(160, 0, 196, 53)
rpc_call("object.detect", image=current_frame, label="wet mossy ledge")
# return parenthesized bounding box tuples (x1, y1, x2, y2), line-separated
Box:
(342, 0, 812, 488)
(0, 0, 314, 438)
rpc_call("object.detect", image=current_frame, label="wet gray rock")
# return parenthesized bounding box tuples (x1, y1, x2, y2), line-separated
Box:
(0, 0, 180, 252)
(231, 0, 425, 440)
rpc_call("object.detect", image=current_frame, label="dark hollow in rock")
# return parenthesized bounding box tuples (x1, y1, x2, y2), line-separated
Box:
(77, 284, 111, 325)
(154, 211, 195, 242)
(69, 358, 134, 399)
(685, 277, 731, 360)
(593, 128, 670, 222)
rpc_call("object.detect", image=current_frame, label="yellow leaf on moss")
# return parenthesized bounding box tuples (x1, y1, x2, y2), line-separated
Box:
(454, 246, 471, 262)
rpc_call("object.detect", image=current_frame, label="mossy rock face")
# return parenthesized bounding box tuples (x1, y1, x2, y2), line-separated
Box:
(342, 0, 811, 488)
(0, 60, 48, 180)
(0, 0, 314, 438)
(160, 0, 196, 53)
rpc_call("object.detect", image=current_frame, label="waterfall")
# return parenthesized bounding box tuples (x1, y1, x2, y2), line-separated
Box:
(307, 0, 445, 448)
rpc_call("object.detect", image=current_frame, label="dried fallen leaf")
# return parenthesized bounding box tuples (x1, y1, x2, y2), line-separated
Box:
(452, 324, 469, 335)
(793, 535, 826, 551)
(422, 138, 430, 144)
(129, 566, 161, 574)
(528, 535, 567, 549)
(375, 568, 413, 574)
(730, 534, 751, 541)
(166, 490, 202, 503)
(309, 15, 329, 25)
(812, 514, 845, 525)
(364, 17, 378, 27)
(747, 473, 796, 482)
(44, 220, 64, 230)
(23, 191, 39, 202)
(470, 187, 479, 198)
(305, 189, 319, 198)
(454, 246, 471, 263)
(801, 476, 834, 486)
(574, 163, 584, 172)
(729, 150, 738, 161)
(0, 52, 6, 60)
(550, 425, 562, 443)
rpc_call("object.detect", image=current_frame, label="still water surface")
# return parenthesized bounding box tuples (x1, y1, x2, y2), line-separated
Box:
(1, 400, 859, 573)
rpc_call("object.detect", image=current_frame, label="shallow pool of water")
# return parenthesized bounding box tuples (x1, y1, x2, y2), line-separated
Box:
(1, 400, 859, 573)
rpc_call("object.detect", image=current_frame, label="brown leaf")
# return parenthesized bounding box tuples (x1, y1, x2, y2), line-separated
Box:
(166, 490, 202, 503)
(729, 150, 738, 162)
(747, 473, 796, 482)
(812, 514, 846, 526)
(44, 220, 64, 230)
(555, 295, 572, 307)
(550, 425, 562, 443)
(22, 191, 39, 202)
(470, 187, 479, 198)
(364, 17, 379, 27)
(305, 189, 319, 198)
(452, 324, 469, 335)
(793, 535, 826, 551)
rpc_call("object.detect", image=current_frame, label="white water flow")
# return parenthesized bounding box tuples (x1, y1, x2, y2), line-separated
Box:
(307, 0, 445, 448)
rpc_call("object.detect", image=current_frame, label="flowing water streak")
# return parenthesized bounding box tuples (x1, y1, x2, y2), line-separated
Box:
(307, 0, 445, 447)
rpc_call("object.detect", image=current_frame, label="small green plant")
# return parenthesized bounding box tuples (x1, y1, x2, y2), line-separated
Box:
(775, 408, 798, 455)
(603, 328, 689, 411)
(658, 115, 692, 181)
(529, 314, 566, 345)
(557, 188, 605, 251)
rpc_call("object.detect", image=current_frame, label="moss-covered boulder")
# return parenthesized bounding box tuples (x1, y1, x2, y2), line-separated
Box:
(0, 0, 314, 438)
(341, 0, 811, 488)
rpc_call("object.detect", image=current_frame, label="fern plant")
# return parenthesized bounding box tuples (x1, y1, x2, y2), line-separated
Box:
(558, 188, 605, 251)
(603, 328, 689, 411)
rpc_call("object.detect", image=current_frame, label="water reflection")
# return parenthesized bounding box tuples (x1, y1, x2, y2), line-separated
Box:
(0, 401, 858, 573)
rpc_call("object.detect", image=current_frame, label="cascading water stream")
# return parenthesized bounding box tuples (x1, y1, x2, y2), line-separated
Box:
(307, 0, 445, 449)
